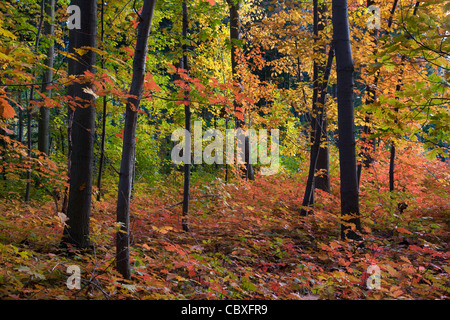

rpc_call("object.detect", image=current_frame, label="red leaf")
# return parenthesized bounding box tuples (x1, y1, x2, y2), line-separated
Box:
(397, 227, 412, 235)
(144, 74, 161, 92)
(0, 98, 16, 119)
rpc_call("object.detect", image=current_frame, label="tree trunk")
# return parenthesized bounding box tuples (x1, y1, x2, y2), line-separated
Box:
(181, 0, 190, 232)
(227, 0, 254, 181)
(38, 0, 54, 156)
(332, 0, 362, 240)
(116, 0, 156, 279)
(96, 0, 107, 201)
(17, 92, 23, 143)
(389, 143, 396, 192)
(300, 45, 334, 216)
(389, 2, 419, 193)
(312, 0, 330, 193)
(62, 109, 73, 214)
(24, 104, 32, 202)
(62, 0, 97, 248)
(25, 0, 45, 202)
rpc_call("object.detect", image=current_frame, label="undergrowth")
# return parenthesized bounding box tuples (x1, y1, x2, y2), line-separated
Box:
(0, 142, 448, 299)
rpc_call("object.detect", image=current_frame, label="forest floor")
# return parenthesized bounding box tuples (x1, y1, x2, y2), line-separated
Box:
(0, 145, 449, 300)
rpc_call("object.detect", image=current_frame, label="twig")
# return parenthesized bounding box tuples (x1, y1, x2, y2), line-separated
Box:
(422, 163, 443, 184)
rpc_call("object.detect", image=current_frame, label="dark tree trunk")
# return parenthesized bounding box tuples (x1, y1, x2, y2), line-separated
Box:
(300, 45, 334, 216)
(312, 0, 330, 193)
(181, 0, 190, 232)
(389, 143, 396, 192)
(389, 2, 419, 193)
(116, 0, 156, 279)
(62, 109, 73, 214)
(96, 0, 107, 201)
(24, 104, 32, 202)
(17, 92, 23, 143)
(332, 0, 362, 240)
(227, 0, 254, 181)
(25, 0, 45, 202)
(38, 0, 54, 156)
(62, 0, 97, 248)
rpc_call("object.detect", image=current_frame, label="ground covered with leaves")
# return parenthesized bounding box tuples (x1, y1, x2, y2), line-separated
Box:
(0, 144, 449, 300)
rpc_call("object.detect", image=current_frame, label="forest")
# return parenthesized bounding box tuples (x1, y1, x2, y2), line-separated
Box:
(0, 0, 448, 301)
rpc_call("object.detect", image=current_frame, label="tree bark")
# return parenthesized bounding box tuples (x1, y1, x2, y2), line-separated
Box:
(389, 1, 419, 192)
(332, 0, 362, 240)
(96, 0, 107, 201)
(25, 0, 45, 202)
(116, 0, 156, 279)
(312, 0, 330, 193)
(181, 0, 190, 232)
(227, 0, 254, 181)
(300, 45, 334, 216)
(62, 0, 97, 248)
(38, 0, 54, 156)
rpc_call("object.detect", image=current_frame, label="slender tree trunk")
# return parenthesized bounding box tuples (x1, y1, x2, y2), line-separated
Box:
(96, 0, 107, 201)
(116, 0, 156, 279)
(17, 92, 23, 143)
(227, 0, 254, 181)
(219, 43, 229, 182)
(62, 0, 97, 248)
(312, 0, 330, 193)
(389, 2, 419, 192)
(300, 45, 334, 216)
(332, 0, 362, 240)
(62, 109, 73, 214)
(25, 104, 32, 202)
(225, 117, 229, 182)
(181, 0, 190, 232)
(25, 0, 45, 202)
(38, 0, 54, 156)
(389, 143, 396, 191)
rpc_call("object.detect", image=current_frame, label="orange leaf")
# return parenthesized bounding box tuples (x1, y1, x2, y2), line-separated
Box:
(397, 227, 412, 235)
(144, 74, 161, 92)
(0, 98, 16, 119)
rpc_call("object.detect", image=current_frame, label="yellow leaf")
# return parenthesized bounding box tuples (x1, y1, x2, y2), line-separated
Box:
(152, 225, 173, 234)
(0, 27, 16, 40)
(385, 265, 400, 277)
(400, 256, 411, 264)
(74, 48, 89, 56)
(80, 46, 107, 56)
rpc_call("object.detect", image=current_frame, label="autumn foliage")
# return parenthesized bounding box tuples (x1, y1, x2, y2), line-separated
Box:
(0, 140, 448, 299)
